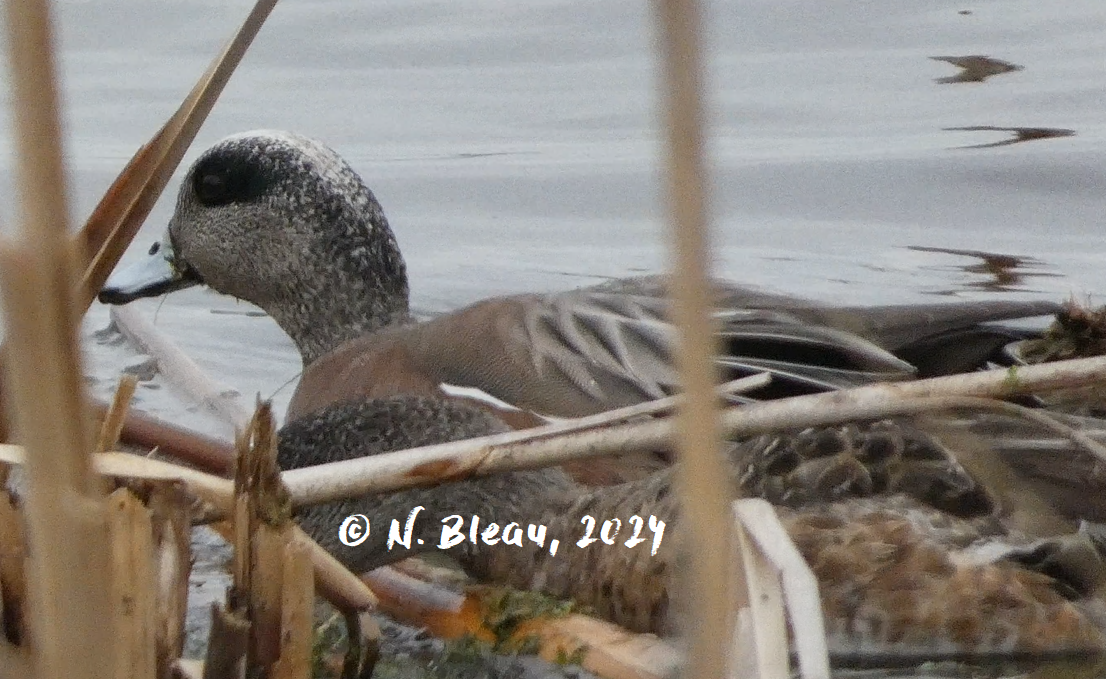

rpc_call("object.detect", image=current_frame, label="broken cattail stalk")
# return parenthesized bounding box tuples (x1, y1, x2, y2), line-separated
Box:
(97, 375, 139, 453)
(231, 495, 251, 609)
(232, 404, 289, 667)
(250, 525, 289, 667)
(0, 444, 378, 617)
(149, 484, 194, 672)
(201, 603, 250, 679)
(732, 518, 786, 679)
(44, 446, 376, 612)
(270, 540, 314, 679)
(733, 500, 829, 679)
(0, 489, 25, 645)
(108, 489, 158, 679)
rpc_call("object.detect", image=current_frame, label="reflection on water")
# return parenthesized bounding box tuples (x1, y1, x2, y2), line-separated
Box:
(908, 245, 1059, 294)
(945, 126, 1076, 150)
(931, 55, 1023, 84)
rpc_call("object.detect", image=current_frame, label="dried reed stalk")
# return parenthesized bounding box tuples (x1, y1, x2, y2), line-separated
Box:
(100, 407, 237, 475)
(201, 603, 250, 679)
(110, 307, 252, 429)
(653, 1, 738, 677)
(281, 353, 1106, 506)
(250, 526, 288, 667)
(0, 641, 31, 679)
(2, 434, 681, 679)
(236, 405, 285, 666)
(108, 489, 157, 679)
(0, 445, 376, 619)
(5, 365, 1104, 522)
(98, 375, 138, 452)
(0, 1, 114, 677)
(0, 490, 25, 645)
(270, 540, 313, 679)
(732, 520, 787, 679)
(0, 0, 276, 444)
(149, 485, 193, 672)
(525, 615, 683, 679)
(231, 403, 324, 673)
(360, 568, 476, 639)
(734, 499, 829, 679)
(75, 0, 279, 310)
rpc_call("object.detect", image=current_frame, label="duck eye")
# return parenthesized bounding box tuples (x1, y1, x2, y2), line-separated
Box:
(148, 241, 160, 256)
(195, 172, 230, 205)
(190, 151, 271, 207)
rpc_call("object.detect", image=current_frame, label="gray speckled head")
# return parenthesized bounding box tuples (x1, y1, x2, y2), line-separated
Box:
(168, 130, 410, 364)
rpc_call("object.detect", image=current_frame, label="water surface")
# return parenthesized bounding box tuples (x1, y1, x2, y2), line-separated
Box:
(0, 0, 1103, 446)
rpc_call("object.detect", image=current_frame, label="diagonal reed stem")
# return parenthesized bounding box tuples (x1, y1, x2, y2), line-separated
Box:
(278, 353, 1106, 506)
(75, 0, 279, 311)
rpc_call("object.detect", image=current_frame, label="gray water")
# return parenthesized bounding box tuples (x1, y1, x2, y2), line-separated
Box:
(1, 0, 1105, 672)
(1, 0, 1104, 432)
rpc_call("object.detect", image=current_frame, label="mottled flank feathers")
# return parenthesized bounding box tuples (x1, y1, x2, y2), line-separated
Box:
(279, 397, 1106, 658)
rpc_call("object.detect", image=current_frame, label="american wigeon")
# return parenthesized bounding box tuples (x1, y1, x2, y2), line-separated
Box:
(99, 130, 1063, 432)
(277, 393, 1106, 657)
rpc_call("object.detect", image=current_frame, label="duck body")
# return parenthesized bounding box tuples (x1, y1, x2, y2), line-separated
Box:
(288, 287, 1058, 423)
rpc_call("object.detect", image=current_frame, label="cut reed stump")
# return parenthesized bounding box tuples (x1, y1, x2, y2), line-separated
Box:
(149, 486, 194, 671)
(200, 603, 249, 679)
(223, 402, 372, 679)
(0, 482, 25, 647)
(101, 481, 195, 679)
(108, 489, 158, 679)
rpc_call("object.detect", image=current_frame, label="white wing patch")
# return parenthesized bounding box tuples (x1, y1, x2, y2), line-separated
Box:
(440, 383, 523, 412)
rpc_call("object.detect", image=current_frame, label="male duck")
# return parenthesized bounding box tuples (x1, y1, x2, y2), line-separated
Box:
(100, 130, 1061, 426)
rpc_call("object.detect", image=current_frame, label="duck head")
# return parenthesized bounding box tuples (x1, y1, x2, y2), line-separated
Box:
(98, 131, 411, 364)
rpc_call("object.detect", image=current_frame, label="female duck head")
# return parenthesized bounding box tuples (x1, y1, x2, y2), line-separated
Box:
(99, 130, 411, 364)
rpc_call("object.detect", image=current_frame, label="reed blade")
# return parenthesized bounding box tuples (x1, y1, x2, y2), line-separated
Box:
(75, 0, 279, 312)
